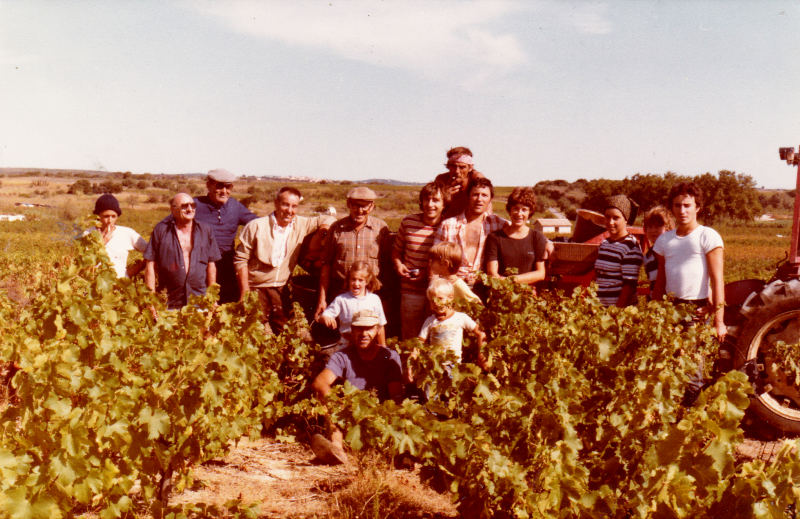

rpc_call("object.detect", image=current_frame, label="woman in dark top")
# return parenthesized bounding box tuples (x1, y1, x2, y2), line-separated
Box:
(485, 187, 548, 285)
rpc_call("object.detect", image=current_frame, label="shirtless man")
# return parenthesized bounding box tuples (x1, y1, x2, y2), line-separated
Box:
(434, 177, 507, 286)
(144, 193, 221, 309)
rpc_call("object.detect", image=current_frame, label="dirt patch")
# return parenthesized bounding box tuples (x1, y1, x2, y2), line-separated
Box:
(171, 438, 457, 518)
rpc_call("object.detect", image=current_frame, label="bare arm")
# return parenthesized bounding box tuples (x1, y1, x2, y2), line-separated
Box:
(511, 260, 546, 285)
(472, 325, 488, 370)
(615, 283, 637, 308)
(378, 325, 386, 347)
(707, 246, 726, 340)
(652, 252, 666, 300)
(313, 369, 338, 398)
(315, 264, 330, 319)
(486, 259, 503, 279)
(145, 261, 156, 292)
(206, 261, 216, 288)
(236, 266, 249, 301)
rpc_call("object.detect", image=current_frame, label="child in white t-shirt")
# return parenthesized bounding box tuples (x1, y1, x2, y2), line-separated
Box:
(416, 278, 486, 376)
(318, 261, 387, 346)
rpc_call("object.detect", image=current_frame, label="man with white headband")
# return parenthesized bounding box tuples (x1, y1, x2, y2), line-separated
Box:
(434, 146, 486, 219)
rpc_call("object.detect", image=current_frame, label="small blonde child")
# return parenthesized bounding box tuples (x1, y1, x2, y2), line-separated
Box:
(415, 278, 487, 376)
(643, 206, 676, 291)
(318, 261, 387, 346)
(428, 242, 481, 305)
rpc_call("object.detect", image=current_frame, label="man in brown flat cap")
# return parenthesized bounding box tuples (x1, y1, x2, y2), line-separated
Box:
(314, 186, 390, 319)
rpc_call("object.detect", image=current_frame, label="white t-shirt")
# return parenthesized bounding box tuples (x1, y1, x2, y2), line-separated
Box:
(652, 225, 723, 300)
(418, 311, 477, 362)
(321, 291, 387, 333)
(103, 226, 148, 278)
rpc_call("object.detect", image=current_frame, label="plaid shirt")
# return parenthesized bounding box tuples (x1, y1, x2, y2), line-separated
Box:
(434, 212, 507, 283)
(324, 215, 390, 284)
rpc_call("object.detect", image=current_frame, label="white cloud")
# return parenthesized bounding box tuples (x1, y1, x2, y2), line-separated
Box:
(190, 0, 527, 88)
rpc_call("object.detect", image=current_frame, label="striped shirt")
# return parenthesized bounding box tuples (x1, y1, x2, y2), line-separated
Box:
(644, 248, 658, 283)
(393, 213, 438, 294)
(594, 234, 643, 307)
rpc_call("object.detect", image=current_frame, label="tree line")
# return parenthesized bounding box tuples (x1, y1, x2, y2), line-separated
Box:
(536, 170, 764, 224)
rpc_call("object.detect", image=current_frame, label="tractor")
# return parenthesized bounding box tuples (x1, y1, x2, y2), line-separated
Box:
(548, 145, 800, 434)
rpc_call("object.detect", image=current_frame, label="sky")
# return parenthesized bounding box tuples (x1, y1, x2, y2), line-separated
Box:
(1, 1, 799, 188)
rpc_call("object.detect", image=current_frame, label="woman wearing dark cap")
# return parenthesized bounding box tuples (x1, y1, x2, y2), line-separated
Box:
(594, 194, 643, 307)
(92, 193, 147, 278)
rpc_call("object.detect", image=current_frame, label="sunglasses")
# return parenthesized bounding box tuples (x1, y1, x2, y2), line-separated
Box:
(214, 182, 233, 190)
(177, 202, 197, 211)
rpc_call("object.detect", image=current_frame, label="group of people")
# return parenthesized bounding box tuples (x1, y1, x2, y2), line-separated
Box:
(89, 147, 725, 462)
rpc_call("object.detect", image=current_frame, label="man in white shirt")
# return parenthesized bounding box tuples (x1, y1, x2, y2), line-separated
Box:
(652, 182, 726, 340)
(652, 182, 725, 405)
(235, 187, 329, 333)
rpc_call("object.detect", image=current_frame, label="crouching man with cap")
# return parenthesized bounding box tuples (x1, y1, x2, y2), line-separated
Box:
(310, 309, 404, 464)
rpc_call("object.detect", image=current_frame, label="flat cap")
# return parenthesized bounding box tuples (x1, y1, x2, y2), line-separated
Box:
(346, 186, 377, 201)
(207, 169, 237, 183)
(351, 309, 380, 327)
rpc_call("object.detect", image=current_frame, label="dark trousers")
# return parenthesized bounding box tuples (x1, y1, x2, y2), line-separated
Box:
(256, 285, 291, 334)
(215, 251, 240, 304)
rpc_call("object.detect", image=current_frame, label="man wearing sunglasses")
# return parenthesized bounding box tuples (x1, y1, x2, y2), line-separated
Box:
(194, 169, 257, 303)
(144, 192, 221, 309)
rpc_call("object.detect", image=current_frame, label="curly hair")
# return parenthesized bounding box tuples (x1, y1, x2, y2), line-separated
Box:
(506, 187, 537, 214)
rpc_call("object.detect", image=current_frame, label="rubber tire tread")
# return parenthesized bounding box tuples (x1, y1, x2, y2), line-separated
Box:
(733, 279, 800, 435)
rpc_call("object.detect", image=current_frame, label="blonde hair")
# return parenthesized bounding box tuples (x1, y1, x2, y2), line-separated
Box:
(428, 242, 463, 275)
(643, 205, 676, 231)
(427, 278, 454, 301)
(347, 261, 382, 292)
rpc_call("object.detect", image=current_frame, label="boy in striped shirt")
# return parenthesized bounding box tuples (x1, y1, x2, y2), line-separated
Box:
(594, 195, 643, 307)
(392, 181, 447, 339)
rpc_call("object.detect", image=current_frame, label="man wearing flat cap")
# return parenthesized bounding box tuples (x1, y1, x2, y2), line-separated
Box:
(194, 169, 258, 303)
(314, 186, 390, 319)
(593, 194, 643, 307)
(311, 308, 404, 464)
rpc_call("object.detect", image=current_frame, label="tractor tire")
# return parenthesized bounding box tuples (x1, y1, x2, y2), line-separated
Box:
(732, 279, 800, 435)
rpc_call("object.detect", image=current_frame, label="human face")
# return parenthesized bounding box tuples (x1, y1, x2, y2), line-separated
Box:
(348, 270, 368, 297)
(274, 192, 300, 227)
(207, 179, 233, 205)
(447, 162, 472, 191)
(509, 203, 531, 228)
(645, 223, 666, 246)
(671, 194, 699, 230)
(467, 186, 492, 216)
(604, 208, 627, 240)
(430, 292, 453, 318)
(429, 258, 450, 279)
(351, 324, 379, 351)
(421, 191, 444, 225)
(347, 199, 374, 226)
(171, 194, 196, 224)
(98, 209, 118, 231)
